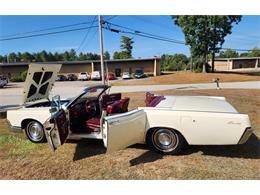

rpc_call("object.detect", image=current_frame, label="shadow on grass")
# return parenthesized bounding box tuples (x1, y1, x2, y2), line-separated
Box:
(67, 133, 259, 163)
(129, 149, 163, 166)
(67, 139, 106, 161)
(129, 134, 260, 166)
(183, 133, 260, 159)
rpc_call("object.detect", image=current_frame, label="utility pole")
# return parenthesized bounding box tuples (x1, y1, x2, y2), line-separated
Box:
(98, 15, 105, 85)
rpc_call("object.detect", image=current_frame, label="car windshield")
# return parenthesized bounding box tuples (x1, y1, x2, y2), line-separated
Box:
(81, 88, 105, 98)
(81, 73, 86, 75)
(135, 70, 143, 74)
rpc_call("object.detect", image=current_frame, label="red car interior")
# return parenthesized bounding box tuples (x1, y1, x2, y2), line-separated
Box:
(106, 97, 130, 114)
(145, 92, 165, 107)
(102, 93, 122, 107)
(86, 97, 130, 132)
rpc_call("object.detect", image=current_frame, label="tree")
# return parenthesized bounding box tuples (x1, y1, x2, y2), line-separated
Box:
(0, 55, 5, 63)
(172, 16, 242, 72)
(248, 47, 260, 57)
(62, 51, 70, 61)
(161, 54, 188, 71)
(240, 52, 249, 57)
(68, 49, 77, 61)
(219, 49, 239, 58)
(21, 52, 33, 62)
(113, 36, 134, 59)
(104, 51, 110, 60)
(39, 50, 48, 62)
(113, 51, 129, 59)
(8, 52, 17, 62)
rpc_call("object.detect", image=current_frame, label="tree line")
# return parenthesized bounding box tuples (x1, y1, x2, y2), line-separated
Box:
(0, 49, 111, 63)
(0, 36, 134, 63)
(161, 47, 260, 72)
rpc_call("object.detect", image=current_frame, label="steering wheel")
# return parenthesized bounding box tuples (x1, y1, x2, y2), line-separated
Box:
(85, 100, 97, 116)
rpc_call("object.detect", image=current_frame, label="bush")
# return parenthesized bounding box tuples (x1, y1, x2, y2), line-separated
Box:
(11, 75, 24, 82)
(20, 70, 28, 81)
(11, 70, 28, 82)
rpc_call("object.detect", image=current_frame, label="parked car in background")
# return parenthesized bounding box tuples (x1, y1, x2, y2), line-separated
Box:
(7, 63, 253, 155)
(122, 72, 132, 79)
(0, 79, 7, 88)
(0, 75, 8, 88)
(67, 74, 78, 81)
(56, 74, 67, 81)
(91, 71, 101, 80)
(107, 73, 116, 80)
(134, 69, 146, 79)
(78, 72, 90, 81)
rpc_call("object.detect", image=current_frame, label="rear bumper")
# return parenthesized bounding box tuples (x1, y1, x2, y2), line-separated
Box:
(238, 127, 253, 144)
(6, 119, 22, 132)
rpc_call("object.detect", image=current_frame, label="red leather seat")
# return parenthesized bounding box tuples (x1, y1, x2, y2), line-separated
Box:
(145, 92, 165, 107)
(106, 97, 130, 114)
(86, 117, 100, 131)
(102, 93, 122, 108)
(145, 92, 157, 106)
(86, 97, 130, 132)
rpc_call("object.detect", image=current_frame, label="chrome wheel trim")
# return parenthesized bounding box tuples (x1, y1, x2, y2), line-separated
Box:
(26, 121, 44, 142)
(152, 128, 179, 152)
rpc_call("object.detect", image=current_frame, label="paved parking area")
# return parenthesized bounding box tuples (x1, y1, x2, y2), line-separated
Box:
(0, 80, 260, 108)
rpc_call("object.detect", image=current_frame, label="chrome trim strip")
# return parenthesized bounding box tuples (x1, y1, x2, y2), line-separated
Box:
(6, 119, 22, 132)
(238, 127, 253, 144)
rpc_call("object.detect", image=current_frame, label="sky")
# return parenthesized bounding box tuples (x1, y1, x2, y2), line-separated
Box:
(0, 15, 259, 58)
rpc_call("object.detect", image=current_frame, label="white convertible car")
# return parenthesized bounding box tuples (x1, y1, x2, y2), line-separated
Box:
(7, 64, 253, 154)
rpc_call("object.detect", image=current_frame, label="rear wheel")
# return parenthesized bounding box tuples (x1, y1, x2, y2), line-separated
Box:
(25, 121, 46, 143)
(147, 128, 186, 155)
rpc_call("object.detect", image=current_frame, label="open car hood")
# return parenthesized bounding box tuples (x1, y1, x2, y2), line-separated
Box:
(23, 63, 62, 103)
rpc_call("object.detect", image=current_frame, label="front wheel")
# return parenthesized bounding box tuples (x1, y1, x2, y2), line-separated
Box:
(147, 128, 187, 155)
(25, 121, 46, 143)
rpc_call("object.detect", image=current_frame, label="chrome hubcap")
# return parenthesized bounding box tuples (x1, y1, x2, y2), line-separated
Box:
(27, 122, 44, 141)
(152, 129, 178, 152)
(158, 133, 172, 146)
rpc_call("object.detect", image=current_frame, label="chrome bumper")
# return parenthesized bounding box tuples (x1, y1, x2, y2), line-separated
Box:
(6, 119, 22, 132)
(238, 127, 253, 144)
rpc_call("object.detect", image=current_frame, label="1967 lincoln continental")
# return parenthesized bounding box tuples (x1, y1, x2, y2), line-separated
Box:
(7, 64, 253, 154)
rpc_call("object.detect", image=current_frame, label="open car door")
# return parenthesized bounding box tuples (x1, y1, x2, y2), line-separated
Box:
(43, 109, 69, 151)
(103, 109, 147, 153)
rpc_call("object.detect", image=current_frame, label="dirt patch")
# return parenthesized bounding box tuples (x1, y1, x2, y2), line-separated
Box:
(112, 72, 260, 86)
(0, 89, 259, 179)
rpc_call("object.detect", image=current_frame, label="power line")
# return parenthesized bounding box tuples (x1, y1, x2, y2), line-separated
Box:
(104, 21, 186, 45)
(105, 21, 259, 52)
(0, 16, 117, 39)
(76, 16, 116, 52)
(132, 16, 175, 32)
(76, 16, 97, 52)
(105, 15, 117, 21)
(0, 20, 99, 39)
(0, 25, 98, 42)
(80, 28, 99, 52)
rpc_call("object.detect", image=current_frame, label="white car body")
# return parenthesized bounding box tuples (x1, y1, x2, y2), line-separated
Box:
(91, 71, 101, 80)
(7, 64, 253, 154)
(78, 72, 90, 80)
(122, 72, 132, 79)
